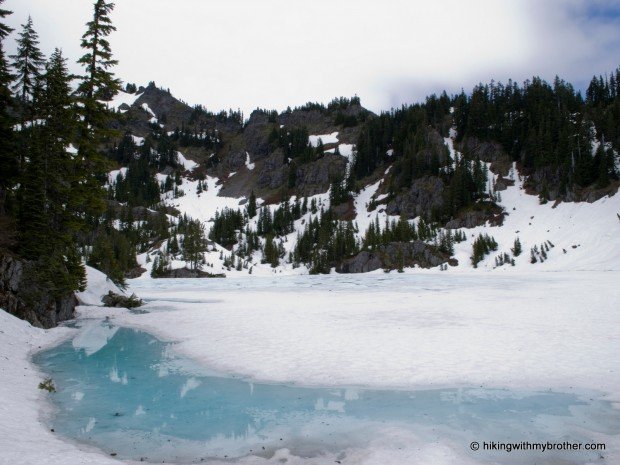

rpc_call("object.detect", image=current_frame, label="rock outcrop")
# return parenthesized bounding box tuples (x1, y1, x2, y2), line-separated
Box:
(0, 251, 76, 329)
(337, 241, 454, 273)
(155, 267, 225, 278)
(386, 176, 445, 219)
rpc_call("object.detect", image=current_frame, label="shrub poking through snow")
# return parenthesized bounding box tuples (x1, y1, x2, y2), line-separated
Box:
(38, 378, 56, 393)
(102, 291, 143, 308)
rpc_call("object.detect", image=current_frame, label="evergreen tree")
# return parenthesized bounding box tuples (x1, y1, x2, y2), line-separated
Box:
(247, 190, 257, 218)
(511, 237, 522, 257)
(0, 1, 16, 197)
(10, 16, 45, 104)
(182, 219, 207, 270)
(77, 0, 121, 127)
(75, 0, 121, 226)
(18, 49, 87, 293)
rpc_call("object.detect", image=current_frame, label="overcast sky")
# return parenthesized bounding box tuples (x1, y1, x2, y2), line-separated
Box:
(4, 0, 620, 116)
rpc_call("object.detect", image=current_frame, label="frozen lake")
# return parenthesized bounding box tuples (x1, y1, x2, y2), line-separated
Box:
(28, 271, 620, 464)
(36, 322, 618, 464)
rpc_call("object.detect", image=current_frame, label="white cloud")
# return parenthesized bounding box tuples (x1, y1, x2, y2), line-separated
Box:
(4, 0, 620, 116)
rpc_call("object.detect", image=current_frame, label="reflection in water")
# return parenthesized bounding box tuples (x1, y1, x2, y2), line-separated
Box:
(35, 324, 618, 464)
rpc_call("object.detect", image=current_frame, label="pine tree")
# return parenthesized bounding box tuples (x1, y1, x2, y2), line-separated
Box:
(75, 0, 121, 224)
(247, 190, 257, 218)
(19, 49, 88, 293)
(10, 16, 45, 104)
(77, 0, 121, 128)
(511, 237, 522, 257)
(0, 1, 16, 197)
(182, 219, 207, 270)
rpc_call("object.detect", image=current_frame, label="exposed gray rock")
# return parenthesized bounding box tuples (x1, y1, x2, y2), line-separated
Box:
(243, 111, 273, 160)
(257, 150, 288, 190)
(155, 267, 225, 278)
(278, 109, 332, 134)
(223, 148, 247, 172)
(494, 177, 515, 191)
(337, 251, 382, 273)
(337, 241, 453, 273)
(444, 204, 505, 229)
(460, 137, 511, 175)
(386, 176, 445, 219)
(0, 252, 77, 329)
(294, 154, 348, 197)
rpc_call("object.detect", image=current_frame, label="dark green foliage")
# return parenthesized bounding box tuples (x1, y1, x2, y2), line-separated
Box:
(0, 6, 16, 198)
(170, 125, 220, 151)
(292, 208, 359, 273)
(454, 75, 619, 189)
(262, 234, 279, 268)
(363, 216, 419, 250)
(247, 191, 257, 218)
(436, 229, 455, 255)
(74, 0, 121, 224)
(101, 291, 142, 308)
(38, 378, 56, 392)
(111, 158, 161, 207)
(511, 237, 522, 257)
(10, 16, 44, 103)
(269, 126, 316, 163)
(256, 200, 300, 237)
(151, 253, 170, 277)
(471, 234, 498, 268)
(77, 0, 121, 121)
(494, 252, 512, 268)
(17, 49, 90, 294)
(87, 227, 136, 287)
(181, 218, 207, 270)
(209, 208, 244, 247)
(355, 69, 620, 217)
(0, 38, 16, 192)
(329, 177, 350, 206)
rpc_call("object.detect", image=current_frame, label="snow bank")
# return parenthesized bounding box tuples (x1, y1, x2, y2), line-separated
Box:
(108, 90, 140, 112)
(177, 151, 198, 171)
(76, 265, 125, 306)
(0, 309, 118, 465)
(245, 152, 255, 170)
(309, 132, 339, 147)
(141, 103, 158, 123)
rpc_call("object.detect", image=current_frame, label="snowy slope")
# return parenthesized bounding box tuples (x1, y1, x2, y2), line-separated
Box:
(97, 118, 620, 279)
(142, 157, 620, 277)
(76, 265, 126, 306)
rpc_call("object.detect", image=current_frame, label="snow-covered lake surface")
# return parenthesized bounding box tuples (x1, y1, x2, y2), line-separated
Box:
(21, 271, 620, 464)
(35, 323, 619, 464)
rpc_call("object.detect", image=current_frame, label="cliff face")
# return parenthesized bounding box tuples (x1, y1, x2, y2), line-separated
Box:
(116, 85, 367, 200)
(0, 251, 76, 329)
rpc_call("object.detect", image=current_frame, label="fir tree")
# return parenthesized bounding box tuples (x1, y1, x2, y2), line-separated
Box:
(75, 0, 121, 224)
(18, 49, 88, 293)
(10, 16, 45, 104)
(511, 237, 522, 257)
(182, 219, 207, 270)
(77, 0, 121, 127)
(0, 1, 16, 196)
(247, 190, 257, 218)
